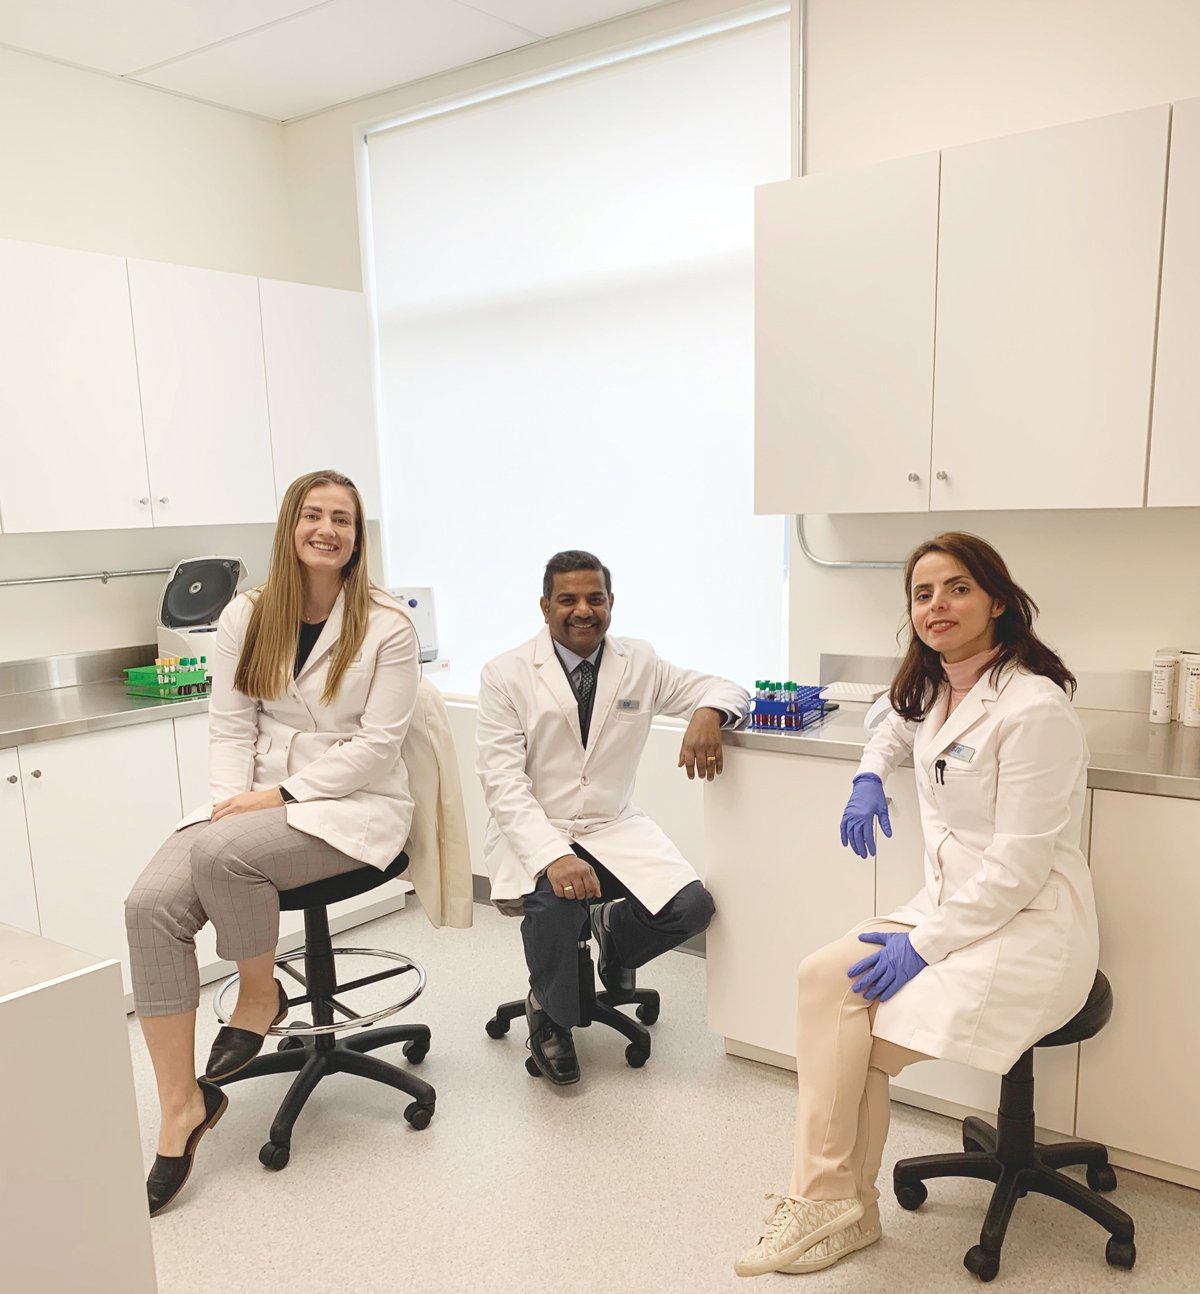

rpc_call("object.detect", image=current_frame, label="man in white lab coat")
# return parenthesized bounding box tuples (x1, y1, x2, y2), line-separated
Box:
(476, 550, 750, 1084)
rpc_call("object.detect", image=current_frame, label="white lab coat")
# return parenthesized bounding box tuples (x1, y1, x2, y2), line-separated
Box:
(476, 628, 750, 913)
(177, 587, 421, 871)
(859, 663, 1099, 1074)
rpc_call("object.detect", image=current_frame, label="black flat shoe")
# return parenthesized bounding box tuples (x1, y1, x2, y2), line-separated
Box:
(526, 995, 580, 1085)
(205, 978, 289, 1081)
(590, 901, 635, 997)
(147, 1078, 228, 1216)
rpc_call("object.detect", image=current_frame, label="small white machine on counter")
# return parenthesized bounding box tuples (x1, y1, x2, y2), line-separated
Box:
(156, 557, 245, 661)
(388, 587, 439, 663)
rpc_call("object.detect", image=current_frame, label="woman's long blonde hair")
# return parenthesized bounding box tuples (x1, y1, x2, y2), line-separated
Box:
(234, 470, 395, 705)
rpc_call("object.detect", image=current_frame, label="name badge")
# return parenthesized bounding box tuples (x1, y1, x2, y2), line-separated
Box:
(617, 699, 640, 712)
(946, 742, 975, 763)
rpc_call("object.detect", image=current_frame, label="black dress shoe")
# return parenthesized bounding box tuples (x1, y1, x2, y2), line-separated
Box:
(147, 1078, 228, 1217)
(590, 901, 635, 997)
(525, 995, 580, 1085)
(205, 978, 289, 1081)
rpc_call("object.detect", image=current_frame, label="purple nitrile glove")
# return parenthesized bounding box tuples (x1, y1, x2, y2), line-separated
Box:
(839, 772, 892, 858)
(848, 931, 927, 1002)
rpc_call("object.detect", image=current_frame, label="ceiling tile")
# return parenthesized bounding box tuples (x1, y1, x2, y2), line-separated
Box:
(462, 1, 659, 38)
(0, 1, 319, 76)
(135, 0, 535, 119)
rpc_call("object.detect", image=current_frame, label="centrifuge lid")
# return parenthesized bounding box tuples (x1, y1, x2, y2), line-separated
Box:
(158, 557, 243, 629)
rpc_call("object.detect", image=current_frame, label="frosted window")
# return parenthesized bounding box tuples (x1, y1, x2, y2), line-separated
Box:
(367, 17, 790, 692)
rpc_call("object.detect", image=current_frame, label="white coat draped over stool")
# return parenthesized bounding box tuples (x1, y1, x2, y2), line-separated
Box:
(476, 628, 749, 914)
(859, 663, 1099, 1074)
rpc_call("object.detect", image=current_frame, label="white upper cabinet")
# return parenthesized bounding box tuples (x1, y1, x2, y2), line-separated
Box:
(128, 259, 277, 528)
(259, 279, 381, 520)
(931, 106, 1170, 511)
(0, 240, 151, 533)
(1148, 98, 1200, 507)
(755, 153, 940, 515)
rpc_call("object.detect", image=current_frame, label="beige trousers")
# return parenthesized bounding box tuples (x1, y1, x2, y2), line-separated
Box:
(790, 919, 931, 1228)
(124, 807, 364, 1017)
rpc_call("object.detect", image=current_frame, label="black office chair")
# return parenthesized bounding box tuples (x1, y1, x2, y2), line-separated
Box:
(211, 852, 435, 1170)
(485, 901, 660, 1072)
(893, 971, 1134, 1282)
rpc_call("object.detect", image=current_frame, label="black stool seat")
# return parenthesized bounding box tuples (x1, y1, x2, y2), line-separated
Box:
(279, 851, 408, 910)
(486, 899, 661, 1074)
(1036, 971, 1112, 1048)
(893, 971, 1135, 1282)
(212, 851, 436, 1171)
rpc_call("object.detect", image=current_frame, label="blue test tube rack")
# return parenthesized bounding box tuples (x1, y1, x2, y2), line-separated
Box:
(750, 685, 828, 732)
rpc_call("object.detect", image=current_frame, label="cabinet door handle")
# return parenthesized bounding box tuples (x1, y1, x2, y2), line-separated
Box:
(139, 497, 150, 505)
(30, 769, 42, 778)
(5, 774, 16, 784)
(935, 470, 948, 482)
(907, 473, 920, 483)
(158, 496, 169, 505)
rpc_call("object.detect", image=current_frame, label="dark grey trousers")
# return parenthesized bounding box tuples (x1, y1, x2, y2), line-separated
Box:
(521, 843, 714, 1029)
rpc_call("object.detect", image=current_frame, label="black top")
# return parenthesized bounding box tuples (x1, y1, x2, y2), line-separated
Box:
(294, 620, 326, 678)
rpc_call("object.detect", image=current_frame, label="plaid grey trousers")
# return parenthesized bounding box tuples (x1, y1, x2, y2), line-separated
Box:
(124, 807, 363, 1017)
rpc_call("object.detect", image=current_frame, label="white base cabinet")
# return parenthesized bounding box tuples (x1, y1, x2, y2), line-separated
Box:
(21, 724, 182, 995)
(0, 746, 39, 935)
(1077, 790, 1200, 1172)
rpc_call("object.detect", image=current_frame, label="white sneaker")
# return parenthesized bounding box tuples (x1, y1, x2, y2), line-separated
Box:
(733, 1194, 864, 1277)
(779, 1217, 883, 1273)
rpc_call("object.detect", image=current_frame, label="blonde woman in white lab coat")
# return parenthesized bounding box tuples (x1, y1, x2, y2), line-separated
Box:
(125, 469, 421, 1217)
(735, 531, 1098, 1277)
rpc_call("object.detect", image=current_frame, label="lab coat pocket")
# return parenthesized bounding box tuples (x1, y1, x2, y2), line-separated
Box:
(1022, 884, 1059, 912)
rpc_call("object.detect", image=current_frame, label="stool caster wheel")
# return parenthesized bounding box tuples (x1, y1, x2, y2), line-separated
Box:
(259, 1141, 290, 1171)
(1088, 1164, 1118, 1193)
(1106, 1237, 1136, 1270)
(525, 1056, 543, 1077)
(963, 1246, 1000, 1282)
(277, 1022, 309, 1051)
(635, 1002, 659, 1025)
(625, 1044, 649, 1068)
(404, 1102, 434, 1130)
(485, 1017, 509, 1039)
(895, 1181, 927, 1211)
(403, 1039, 428, 1064)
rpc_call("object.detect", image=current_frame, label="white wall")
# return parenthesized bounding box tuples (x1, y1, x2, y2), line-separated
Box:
(0, 521, 384, 663)
(791, 0, 1200, 686)
(0, 47, 293, 279)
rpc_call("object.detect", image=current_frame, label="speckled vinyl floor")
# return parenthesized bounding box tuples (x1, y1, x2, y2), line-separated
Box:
(128, 901, 1200, 1294)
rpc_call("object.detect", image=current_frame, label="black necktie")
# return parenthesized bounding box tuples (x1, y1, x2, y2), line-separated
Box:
(575, 659, 596, 747)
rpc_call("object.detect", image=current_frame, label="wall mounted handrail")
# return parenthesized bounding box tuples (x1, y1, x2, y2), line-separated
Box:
(794, 515, 905, 570)
(0, 566, 172, 588)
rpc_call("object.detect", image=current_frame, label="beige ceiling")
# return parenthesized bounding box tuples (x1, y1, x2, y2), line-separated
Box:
(0, 0, 663, 121)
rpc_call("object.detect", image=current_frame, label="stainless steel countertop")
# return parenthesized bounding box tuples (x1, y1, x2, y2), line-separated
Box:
(6, 683, 1200, 801)
(724, 703, 1200, 801)
(0, 679, 208, 748)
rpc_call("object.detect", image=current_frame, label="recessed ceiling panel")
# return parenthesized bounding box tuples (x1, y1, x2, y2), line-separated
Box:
(136, 0, 534, 119)
(0, 1, 318, 75)
(466, 1, 658, 38)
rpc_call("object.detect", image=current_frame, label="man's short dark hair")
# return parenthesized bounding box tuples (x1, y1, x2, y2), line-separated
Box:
(543, 550, 613, 601)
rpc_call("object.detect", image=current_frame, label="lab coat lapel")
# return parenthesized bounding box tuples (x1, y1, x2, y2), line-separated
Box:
(921, 660, 1017, 769)
(582, 637, 627, 768)
(295, 589, 346, 685)
(534, 628, 584, 748)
